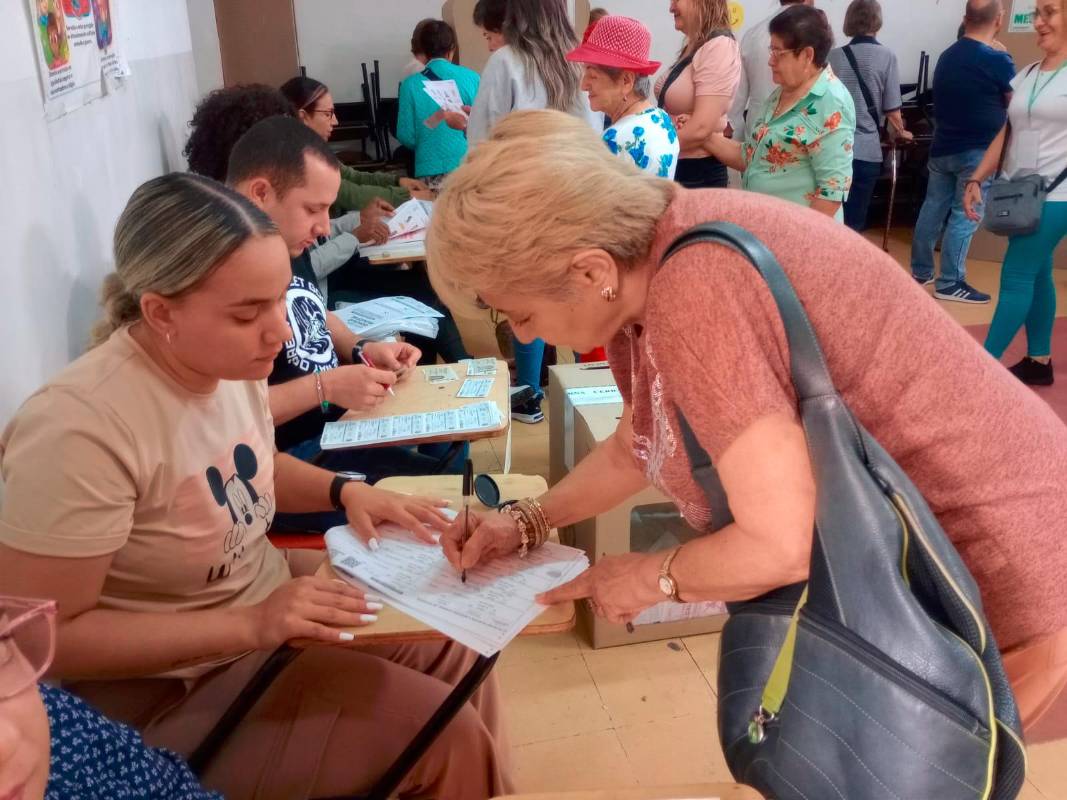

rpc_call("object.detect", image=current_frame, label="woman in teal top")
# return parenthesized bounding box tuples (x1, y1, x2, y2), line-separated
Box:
(397, 20, 481, 186)
(706, 5, 856, 221)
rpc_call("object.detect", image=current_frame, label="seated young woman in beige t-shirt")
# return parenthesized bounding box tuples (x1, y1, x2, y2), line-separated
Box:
(0, 173, 513, 800)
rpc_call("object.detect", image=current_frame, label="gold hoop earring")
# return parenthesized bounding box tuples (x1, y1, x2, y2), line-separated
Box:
(601, 287, 618, 302)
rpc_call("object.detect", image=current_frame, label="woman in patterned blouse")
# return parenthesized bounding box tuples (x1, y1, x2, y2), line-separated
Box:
(705, 5, 856, 221)
(0, 596, 219, 800)
(566, 15, 680, 179)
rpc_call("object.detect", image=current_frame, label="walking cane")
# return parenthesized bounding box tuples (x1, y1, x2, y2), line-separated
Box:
(882, 141, 899, 252)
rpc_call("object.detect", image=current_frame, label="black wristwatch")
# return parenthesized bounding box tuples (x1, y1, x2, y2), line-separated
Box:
(330, 471, 366, 511)
(351, 339, 373, 365)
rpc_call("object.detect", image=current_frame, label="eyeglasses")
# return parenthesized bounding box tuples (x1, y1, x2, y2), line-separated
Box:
(768, 46, 801, 60)
(310, 108, 337, 119)
(1031, 6, 1062, 22)
(0, 598, 56, 700)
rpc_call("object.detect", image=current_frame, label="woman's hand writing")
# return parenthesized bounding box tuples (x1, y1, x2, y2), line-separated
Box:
(342, 483, 453, 548)
(248, 576, 383, 648)
(440, 509, 520, 571)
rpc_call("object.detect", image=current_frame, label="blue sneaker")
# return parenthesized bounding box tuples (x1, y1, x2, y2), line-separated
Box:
(934, 281, 990, 304)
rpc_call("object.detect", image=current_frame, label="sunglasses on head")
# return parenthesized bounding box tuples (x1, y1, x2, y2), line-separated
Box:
(0, 597, 56, 700)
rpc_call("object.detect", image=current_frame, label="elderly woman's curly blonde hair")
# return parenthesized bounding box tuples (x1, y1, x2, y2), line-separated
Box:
(426, 110, 675, 318)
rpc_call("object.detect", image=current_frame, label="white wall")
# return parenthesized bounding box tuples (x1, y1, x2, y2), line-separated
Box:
(0, 0, 201, 424)
(295, 0, 446, 102)
(295, 0, 971, 99)
(186, 0, 224, 94)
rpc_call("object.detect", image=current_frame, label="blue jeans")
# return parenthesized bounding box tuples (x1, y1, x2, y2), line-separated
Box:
(271, 438, 468, 533)
(844, 158, 883, 233)
(514, 336, 545, 397)
(910, 149, 988, 290)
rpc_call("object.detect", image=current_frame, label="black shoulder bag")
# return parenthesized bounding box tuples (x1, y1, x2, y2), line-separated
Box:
(662, 222, 1026, 800)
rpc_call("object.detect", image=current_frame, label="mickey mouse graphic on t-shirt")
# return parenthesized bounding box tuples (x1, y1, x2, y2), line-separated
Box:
(205, 443, 274, 583)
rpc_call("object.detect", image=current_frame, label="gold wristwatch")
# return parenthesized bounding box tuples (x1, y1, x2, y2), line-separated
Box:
(657, 547, 682, 602)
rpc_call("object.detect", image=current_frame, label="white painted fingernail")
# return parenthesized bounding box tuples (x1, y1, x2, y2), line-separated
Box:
(364, 593, 383, 603)
(369, 538, 380, 551)
(360, 614, 379, 623)
(339, 632, 355, 642)
(366, 602, 384, 611)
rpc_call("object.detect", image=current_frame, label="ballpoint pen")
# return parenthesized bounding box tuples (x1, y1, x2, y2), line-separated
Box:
(461, 458, 473, 583)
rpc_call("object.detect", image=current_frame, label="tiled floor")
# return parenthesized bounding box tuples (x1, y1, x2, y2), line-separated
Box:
(456, 230, 1067, 797)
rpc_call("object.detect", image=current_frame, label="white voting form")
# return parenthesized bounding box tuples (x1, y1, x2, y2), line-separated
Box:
(319, 401, 502, 450)
(326, 517, 589, 657)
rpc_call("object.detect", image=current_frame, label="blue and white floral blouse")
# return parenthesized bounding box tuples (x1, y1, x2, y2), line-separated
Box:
(603, 107, 679, 179)
(41, 684, 220, 799)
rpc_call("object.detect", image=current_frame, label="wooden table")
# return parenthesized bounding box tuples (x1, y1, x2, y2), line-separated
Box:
(362, 241, 427, 265)
(317, 474, 575, 800)
(493, 786, 763, 800)
(336, 360, 510, 449)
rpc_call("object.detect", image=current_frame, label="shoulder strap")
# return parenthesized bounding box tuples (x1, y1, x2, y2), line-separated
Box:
(658, 29, 736, 108)
(996, 63, 1042, 178)
(660, 222, 836, 401)
(421, 64, 443, 82)
(657, 53, 696, 108)
(842, 45, 880, 135)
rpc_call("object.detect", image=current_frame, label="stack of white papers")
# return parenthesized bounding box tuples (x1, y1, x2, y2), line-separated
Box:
(325, 517, 589, 656)
(334, 296, 444, 340)
(422, 79, 466, 112)
(319, 401, 502, 450)
(358, 199, 434, 260)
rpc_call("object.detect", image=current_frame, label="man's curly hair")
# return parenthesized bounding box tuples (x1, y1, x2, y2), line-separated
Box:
(183, 84, 295, 181)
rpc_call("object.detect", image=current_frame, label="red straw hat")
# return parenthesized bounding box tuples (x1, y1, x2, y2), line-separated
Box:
(566, 15, 660, 76)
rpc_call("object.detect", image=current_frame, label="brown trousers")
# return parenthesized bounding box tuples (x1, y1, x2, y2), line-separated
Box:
(70, 639, 514, 800)
(1004, 625, 1067, 744)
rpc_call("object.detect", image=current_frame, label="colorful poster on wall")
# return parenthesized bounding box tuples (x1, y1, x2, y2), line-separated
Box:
(1009, 0, 1036, 32)
(28, 0, 130, 119)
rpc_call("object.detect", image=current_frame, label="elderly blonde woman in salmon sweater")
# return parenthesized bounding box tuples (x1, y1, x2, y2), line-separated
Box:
(427, 109, 1067, 744)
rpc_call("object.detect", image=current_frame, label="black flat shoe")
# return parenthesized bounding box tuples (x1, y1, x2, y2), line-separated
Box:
(1008, 357, 1054, 386)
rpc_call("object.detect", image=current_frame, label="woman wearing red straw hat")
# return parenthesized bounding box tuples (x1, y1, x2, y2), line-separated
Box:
(567, 15, 680, 179)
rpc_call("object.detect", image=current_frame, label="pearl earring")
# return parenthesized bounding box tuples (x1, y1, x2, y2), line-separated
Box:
(165, 331, 173, 345)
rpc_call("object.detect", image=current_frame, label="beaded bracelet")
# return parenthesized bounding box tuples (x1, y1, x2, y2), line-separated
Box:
(314, 371, 329, 414)
(500, 503, 531, 558)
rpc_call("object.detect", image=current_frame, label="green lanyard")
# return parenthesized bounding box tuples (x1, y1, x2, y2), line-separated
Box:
(1028, 61, 1067, 120)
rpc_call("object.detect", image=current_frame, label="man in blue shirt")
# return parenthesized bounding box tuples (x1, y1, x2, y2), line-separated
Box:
(910, 0, 1015, 303)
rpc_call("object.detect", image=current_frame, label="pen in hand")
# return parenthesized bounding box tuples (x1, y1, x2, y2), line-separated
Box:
(358, 350, 397, 397)
(460, 459, 473, 584)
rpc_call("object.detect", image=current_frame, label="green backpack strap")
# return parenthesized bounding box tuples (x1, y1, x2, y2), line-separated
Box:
(747, 587, 808, 743)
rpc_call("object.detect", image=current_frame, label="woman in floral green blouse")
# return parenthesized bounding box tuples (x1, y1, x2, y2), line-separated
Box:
(705, 5, 856, 221)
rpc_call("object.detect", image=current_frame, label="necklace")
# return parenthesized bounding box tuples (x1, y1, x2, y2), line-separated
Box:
(613, 97, 649, 124)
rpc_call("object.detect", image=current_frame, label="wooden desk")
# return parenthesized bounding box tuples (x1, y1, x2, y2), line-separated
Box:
(363, 241, 427, 265)
(317, 474, 575, 800)
(336, 360, 510, 448)
(493, 786, 763, 800)
(317, 474, 573, 643)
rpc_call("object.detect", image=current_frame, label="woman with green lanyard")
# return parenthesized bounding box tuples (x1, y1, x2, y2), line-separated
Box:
(964, 0, 1067, 386)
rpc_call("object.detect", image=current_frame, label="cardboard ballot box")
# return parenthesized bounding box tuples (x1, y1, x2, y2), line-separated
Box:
(548, 364, 727, 649)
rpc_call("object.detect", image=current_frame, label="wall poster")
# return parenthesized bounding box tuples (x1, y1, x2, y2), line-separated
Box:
(28, 0, 131, 119)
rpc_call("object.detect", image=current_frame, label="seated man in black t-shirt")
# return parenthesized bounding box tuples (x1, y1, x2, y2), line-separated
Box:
(227, 116, 463, 531)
